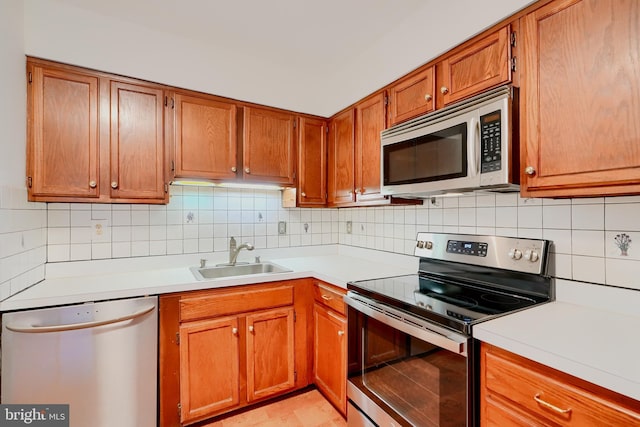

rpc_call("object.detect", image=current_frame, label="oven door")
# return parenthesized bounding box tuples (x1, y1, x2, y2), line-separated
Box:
(345, 292, 476, 427)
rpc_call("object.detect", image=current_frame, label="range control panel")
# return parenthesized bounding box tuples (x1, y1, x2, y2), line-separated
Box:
(414, 232, 549, 275)
(446, 240, 488, 257)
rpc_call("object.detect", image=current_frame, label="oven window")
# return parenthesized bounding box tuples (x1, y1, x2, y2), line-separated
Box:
(383, 123, 467, 185)
(348, 310, 468, 427)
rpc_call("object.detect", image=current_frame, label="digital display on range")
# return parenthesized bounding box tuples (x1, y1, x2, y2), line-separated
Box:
(447, 240, 488, 256)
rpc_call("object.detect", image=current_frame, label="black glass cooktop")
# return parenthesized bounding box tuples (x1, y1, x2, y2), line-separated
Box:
(348, 273, 549, 334)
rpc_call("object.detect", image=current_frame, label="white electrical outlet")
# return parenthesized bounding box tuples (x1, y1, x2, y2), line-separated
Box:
(346, 221, 352, 234)
(278, 221, 287, 234)
(91, 219, 109, 242)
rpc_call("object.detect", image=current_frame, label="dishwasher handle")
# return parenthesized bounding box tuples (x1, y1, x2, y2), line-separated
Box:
(5, 304, 155, 333)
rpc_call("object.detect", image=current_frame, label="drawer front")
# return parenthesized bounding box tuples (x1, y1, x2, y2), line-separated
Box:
(180, 285, 294, 322)
(313, 281, 346, 315)
(484, 347, 640, 426)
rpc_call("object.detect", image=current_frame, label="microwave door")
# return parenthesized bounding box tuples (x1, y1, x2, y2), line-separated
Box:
(381, 110, 482, 196)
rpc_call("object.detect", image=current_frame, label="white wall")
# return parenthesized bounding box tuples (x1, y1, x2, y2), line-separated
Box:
(0, 0, 47, 300)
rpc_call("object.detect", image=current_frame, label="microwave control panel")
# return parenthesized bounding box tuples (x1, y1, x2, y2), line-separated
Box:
(480, 111, 502, 173)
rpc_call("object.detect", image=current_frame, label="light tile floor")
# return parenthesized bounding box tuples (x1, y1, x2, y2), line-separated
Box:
(204, 390, 347, 427)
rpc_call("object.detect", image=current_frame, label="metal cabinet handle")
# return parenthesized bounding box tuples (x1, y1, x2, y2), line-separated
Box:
(111, 181, 118, 189)
(440, 86, 449, 95)
(232, 327, 238, 335)
(89, 180, 97, 188)
(301, 192, 306, 197)
(249, 325, 254, 332)
(321, 294, 332, 301)
(338, 330, 344, 336)
(5, 305, 155, 333)
(525, 166, 536, 176)
(534, 393, 571, 414)
(231, 166, 237, 173)
(424, 94, 433, 102)
(244, 168, 251, 174)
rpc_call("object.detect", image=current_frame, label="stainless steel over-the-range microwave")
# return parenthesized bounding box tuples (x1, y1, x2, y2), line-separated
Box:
(381, 85, 520, 198)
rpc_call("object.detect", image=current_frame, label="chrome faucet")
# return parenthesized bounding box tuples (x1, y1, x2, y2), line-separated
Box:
(228, 236, 254, 265)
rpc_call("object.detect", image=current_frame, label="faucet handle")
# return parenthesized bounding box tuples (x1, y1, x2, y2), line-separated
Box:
(254, 256, 261, 263)
(200, 258, 207, 268)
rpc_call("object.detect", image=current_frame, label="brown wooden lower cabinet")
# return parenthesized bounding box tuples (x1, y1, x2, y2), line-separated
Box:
(481, 343, 640, 426)
(159, 280, 312, 426)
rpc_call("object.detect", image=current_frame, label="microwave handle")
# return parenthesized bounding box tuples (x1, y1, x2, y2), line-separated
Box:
(469, 116, 480, 176)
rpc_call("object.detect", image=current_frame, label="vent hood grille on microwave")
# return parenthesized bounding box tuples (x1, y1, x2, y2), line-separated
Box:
(381, 85, 520, 199)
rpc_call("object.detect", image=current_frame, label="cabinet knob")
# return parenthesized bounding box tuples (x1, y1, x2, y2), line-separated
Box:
(231, 166, 237, 173)
(525, 166, 536, 176)
(301, 192, 306, 197)
(232, 327, 238, 335)
(354, 188, 360, 194)
(244, 168, 251, 174)
(248, 325, 254, 333)
(440, 86, 449, 95)
(424, 93, 433, 102)
(338, 330, 344, 336)
(89, 180, 97, 188)
(111, 181, 118, 189)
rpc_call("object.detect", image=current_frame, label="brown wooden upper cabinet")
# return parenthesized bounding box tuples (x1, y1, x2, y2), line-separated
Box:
(297, 117, 327, 207)
(26, 58, 169, 204)
(327, 109, 356, 206)
(242, 107, 296, 186)
(388, 66, 435, 126)
(172, 92, 237, 181)
(520, 0, 640, 198)
(440, 26, 511, 106)
(355, 93, 387, 204)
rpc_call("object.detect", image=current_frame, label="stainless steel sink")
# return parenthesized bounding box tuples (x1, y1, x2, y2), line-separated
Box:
(190, 262, 292, 281)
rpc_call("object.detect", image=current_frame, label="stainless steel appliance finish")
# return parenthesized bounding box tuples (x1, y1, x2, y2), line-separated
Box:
(346, 233, 552, 427)
(381, 85, 519, 198)
(1, 296, 158, 427)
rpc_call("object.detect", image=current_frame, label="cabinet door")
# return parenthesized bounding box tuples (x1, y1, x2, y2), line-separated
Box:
(521, 0, 640, 197)
(246, 307, 295, 402)
(313, 303, 347, 415)
(179, 316, 240, 424)
(174, 93, 237, 180)
(110, 81, 167, 201)
(27, 64, 99, 199)
(388, 66, 435, 126)
(298, 117, 327, 206)
(355, 93, 387, 203)
(242, 107, 295, 185)
(328, 109, 355, 206)
(441, 26, 511, 105)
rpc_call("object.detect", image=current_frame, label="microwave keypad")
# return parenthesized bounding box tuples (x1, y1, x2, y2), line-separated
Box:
(481, 111, 502, 173)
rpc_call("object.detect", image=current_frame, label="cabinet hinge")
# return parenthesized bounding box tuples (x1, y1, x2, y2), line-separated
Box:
(293, 310, 296, 322)
(27, 176, 32, 188)
(384, 95, 389, 106)
(164, 96, 168, 107)
(171, 160, 175, 173)
(164, 183, 169, 193)
(294, 371, 297, 382)
(28, 72, 32, 84)
(175, 332, 180, 345)
(510, 32, 516, 48)
(511, 57, 517, 72)
(177, 403, 181, 417)
(171, 98, 175, 109)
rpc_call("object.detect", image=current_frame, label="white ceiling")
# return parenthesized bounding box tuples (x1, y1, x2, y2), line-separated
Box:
(28, 0, 534, 116)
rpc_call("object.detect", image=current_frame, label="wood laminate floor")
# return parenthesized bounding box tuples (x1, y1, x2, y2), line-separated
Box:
(204, 390, 347, 427)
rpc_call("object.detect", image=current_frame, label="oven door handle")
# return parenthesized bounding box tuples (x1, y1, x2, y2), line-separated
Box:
(345, 293, 468, 356)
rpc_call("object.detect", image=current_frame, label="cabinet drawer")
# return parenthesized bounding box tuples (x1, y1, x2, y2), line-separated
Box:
(180, 285, 294, 322)
(313, 281, 346, 315)
(483, 345, 640, 426)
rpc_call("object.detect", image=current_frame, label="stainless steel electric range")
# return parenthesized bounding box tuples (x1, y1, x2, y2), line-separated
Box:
(345, 232, 553, 427)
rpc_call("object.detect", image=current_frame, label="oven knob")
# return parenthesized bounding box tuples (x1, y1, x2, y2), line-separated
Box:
(524, 249, 539, 262)
(508, 248, 522, 260)
(416, 241, 425, 248)
(425, 241, 433, 249)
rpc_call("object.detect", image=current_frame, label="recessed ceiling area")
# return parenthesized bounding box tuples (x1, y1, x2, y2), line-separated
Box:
(24, 0, 533, 116)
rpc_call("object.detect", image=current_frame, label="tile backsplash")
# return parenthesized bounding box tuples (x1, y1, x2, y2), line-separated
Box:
(32, 187, 640, 296)
(0, 185, 46, 299)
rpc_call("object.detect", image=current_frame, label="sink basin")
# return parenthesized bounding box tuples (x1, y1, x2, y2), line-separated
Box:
(190, 262, 292, 281)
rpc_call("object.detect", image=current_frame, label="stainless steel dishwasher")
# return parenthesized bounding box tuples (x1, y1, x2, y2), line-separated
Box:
(1, 296, 157, 427)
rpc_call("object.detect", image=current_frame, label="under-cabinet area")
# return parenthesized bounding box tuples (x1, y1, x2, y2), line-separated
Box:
(158, 278, 349, 426)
